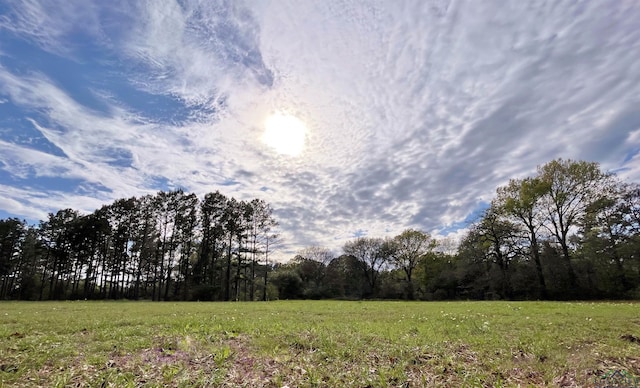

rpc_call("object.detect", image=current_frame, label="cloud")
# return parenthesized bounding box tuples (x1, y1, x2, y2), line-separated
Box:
(0, 0, 104, 58)
(0, 0, 639, 261)
(121, 1, 273, 107)
(0, 183, 110, 221)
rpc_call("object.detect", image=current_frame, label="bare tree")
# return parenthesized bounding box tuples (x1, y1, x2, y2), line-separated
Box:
(296, 246, 334, 265)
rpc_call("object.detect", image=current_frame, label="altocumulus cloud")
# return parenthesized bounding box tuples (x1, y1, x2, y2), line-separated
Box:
(0, 0, 639, 259)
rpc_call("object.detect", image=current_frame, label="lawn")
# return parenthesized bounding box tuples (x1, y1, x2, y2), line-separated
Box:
(1, 301, 639, 387)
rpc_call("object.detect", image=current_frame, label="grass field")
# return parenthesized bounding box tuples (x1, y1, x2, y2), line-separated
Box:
(1, 301, 639, 387)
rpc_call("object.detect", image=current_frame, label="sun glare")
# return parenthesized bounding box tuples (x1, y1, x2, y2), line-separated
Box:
(263, 113, 307, 156)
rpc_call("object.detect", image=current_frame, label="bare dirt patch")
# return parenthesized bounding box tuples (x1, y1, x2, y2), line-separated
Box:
(621, 334, 640, 344)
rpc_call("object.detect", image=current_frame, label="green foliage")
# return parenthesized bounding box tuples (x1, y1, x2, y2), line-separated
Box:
(343, 237, 391, 298)
(270, 270, 303, 299)
(455, 158, 639, 300)
(389, 229, 435, 299)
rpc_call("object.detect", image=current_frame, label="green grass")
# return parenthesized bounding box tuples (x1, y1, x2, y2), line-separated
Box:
(1, 301, 639, 387)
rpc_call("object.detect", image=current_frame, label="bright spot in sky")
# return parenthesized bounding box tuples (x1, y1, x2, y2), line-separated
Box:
(263, 113, 307, 156)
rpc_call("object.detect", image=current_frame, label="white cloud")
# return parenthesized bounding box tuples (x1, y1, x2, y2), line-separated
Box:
(0, 0, 639, 261)
(0, 183, 109, 222)
(0, 0, 104, 58)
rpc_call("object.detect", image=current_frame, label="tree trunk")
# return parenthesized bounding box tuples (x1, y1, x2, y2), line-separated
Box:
(225, 234, 232, 301)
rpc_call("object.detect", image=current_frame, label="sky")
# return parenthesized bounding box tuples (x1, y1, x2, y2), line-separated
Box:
(1, 1, 639, 260)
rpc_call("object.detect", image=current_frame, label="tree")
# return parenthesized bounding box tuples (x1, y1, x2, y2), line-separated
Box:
(246, 199, 277, 300)
(196, 191, 228, 299)
(619, 183, 640, 269)
(288, 255, 327, 298)
(173, 192, 198, 300)
(297, 246, 334, 266)
(152, 190, 197, 300)
(16, 227, 44, 300)
(496, 177, 548, 297)
(343, 237, 390, 298)
(290, 246, 333, 298)
(459, 208, 523, 299)
(130, 195, 160, 300)
(537, 159, 613, 290)
(270, 269, 303, 299)
(38, 209, 79, 300)
(389, 229, 434, 299)
(105, 197, 139, 299)
(323, 254, 366, 298)
(579, 182, 640, 297)
(261, 232, 280, 301)
(234, 200, 253, 301)
(0, 218, 26, 298)
(0, 188, 279, 301)
(222, 197, 242, 301)
(417, 250, 460, 300)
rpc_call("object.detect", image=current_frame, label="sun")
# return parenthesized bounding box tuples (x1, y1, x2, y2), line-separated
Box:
(263, 113, 307, 156)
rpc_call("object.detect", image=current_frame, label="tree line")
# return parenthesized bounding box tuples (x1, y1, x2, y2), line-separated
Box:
(270, 159, 640, 300)
(0, 190, 277, 301)
(1, 159, 639, 301)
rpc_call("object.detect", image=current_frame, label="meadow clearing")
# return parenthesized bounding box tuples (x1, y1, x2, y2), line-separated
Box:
(0, 301, 639, 387)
